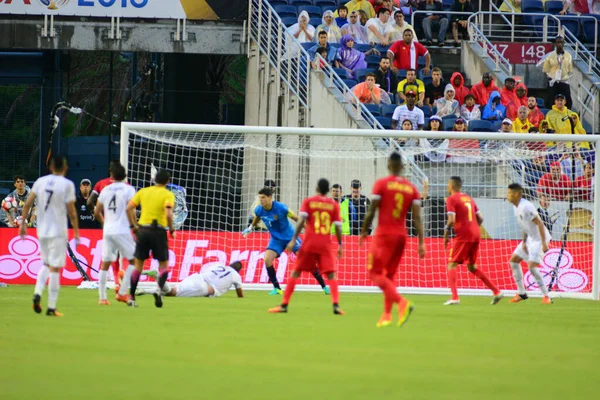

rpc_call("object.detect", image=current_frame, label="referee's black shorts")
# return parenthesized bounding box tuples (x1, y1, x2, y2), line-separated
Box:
(134, 227, 169, 262)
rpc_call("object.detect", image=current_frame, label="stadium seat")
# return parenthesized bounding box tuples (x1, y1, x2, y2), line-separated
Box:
(365, 104, 381, 116)
(442, 0, 453, 11)
(281, 16, 298, 26)
(365, 55, 381, 65)
(355, 68, 372, 83)
(333, 68, 350, 79)
(388, 93, 395, 103)
(544, 0, 564, 14)
(376, 116, 392, 129)
(419, 106, 432, 117)
(342, 79, 358, 88)
(353, 43, 372, 52)
(274, 5, 298, 18)
(320, 5, 337, 13)
(492, 120, 503, 131)
(468, 120, 494, 132)
(270, 0, 289, 7)
(442, 115, 457, 131)
(422, 76, 433, 87)
(532, 15, 559, 38)
(314, 0, 337, 6)
(558, 16, 581, 38)
(298, 5, 322, 18)
(539, 108, 550, 115)
(397, 69, 407, 79)
(375, 44, 390, 54)
(418, 56, 427, 68)
(309, 18, 322, 27)
(289, 0, 313, 7)
(521, 0, 545, 13)
(537, 97, 544, 107)
(301, 42, 314, 51)
(582, 17, 600, 44)
(381, 104, 397, 117)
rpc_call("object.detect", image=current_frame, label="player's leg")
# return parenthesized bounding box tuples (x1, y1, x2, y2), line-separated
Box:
(99, 235, 118, 304)
(33, 238, 50, 313)
(293, 239, 327, 293)
(264, 245, 282, 294)
(509, 243, 528, 302)
(444, 261, 460, 305)
(269, 269, 301, 313)
(46, 239, 67, 316)
(130, 228, 151, 306)
(98, 262, 112, 305)
(464, 242, 503, 304)
(325, 271, 344, 315)
(526, 242, 552, 304)
(115, 233, 137, 302)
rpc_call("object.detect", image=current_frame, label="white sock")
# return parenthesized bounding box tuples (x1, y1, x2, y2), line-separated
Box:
(530, 267, 549, 296)
(98, 270, 107, 300)
(162, 282, 172, 294)
(510, 262, 526, 295)
(34, 266, 49, 296)
(48, 272, 60, 309)
(118, 265, 134, 296)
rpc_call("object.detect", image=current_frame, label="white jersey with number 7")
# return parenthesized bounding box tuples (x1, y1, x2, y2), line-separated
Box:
(31, 174, 76, 239)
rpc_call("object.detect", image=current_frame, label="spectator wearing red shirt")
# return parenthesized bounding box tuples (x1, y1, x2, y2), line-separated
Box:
(527, 96, 545, 128)
(500, 77, 519, 109)
(506, 82, 529, 120)
(450, 72, 470, 106)
(537, 161, 572, 201)
(387, 29, 430, 73)
(574, 162, 594, 201)
(471, 72, 499, 106)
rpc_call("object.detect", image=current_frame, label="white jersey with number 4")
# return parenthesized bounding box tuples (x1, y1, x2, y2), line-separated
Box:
(98, 182, 136, 235)
(201, 265, 243, 297)
(514, 198, 551, 243)
(32, 174, 76, 238)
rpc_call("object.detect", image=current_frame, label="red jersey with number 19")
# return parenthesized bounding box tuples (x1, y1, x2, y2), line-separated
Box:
(299, 195, 341, 253)
(446, 192, 481, 242)
(372, 175, 421, 236)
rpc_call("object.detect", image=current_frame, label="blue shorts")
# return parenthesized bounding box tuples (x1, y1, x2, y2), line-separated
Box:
(267, 237, 301, 257)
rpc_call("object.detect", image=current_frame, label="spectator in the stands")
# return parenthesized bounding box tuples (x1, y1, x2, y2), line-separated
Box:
(336, 6, 349, 27)
(543, 36, 573, 109)
(376, 0, 397, 13)
(388, 29, 431, 73)
(345, 0, 376, 19)
(450, 0, 475, 47)
(288, 11, 316, 43)
(424, 67, 444, 109)
(335, 35, 377, 78)
(460, 93, 481, 124)
(397, 68, 425, 106)
(390, 10, 417, 41)
(527, 96, 545, 128)
(500, 77, 518, 108)
(352, 72, 382, 105)
(507, 82, 529, 120)
(512, 106, 534, 133)
(427, 114, 442, 131)
(450, 72, 470, 106)
(482, 91, 506, 121)
(500, 0, 522, 13)
(358, 9, 369, 25)
(308, 31, 338, 63)
(316, 10, 342, 43)
(365, 8, 393, 45)
(392, 90, 425, 130)
(538, 119, 554, 134)
(401, 119, 414, 130)
(559, 151, 585, 180)
(311, 46, 330, 69)
(341, 10, 369, 44)
(453, 118, 467, 132)
(434, 84, 460, 117)
(574, 161, 594, 201)
(546, 94, 588, 150)
(500, 118, 513, 133)
(538, 161, 572, 201)
(471, 72, 499, 107)
(374, 56, 398, 96)
(418, 0, 449, 46)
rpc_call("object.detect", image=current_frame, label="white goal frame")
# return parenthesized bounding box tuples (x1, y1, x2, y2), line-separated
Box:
(121, 122, 600, 300)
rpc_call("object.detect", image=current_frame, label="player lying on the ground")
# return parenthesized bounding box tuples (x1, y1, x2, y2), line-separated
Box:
(137, 262, 244, 298)
(242, 187, 329, 295)
(269, 178, 345, 315)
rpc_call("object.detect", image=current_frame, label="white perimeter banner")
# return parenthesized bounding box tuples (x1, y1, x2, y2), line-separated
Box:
(0, 0, 187, 19)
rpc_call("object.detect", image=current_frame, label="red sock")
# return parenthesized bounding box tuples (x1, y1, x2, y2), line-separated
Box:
(282, 276, 298, 306)
(326, 279, 339, 304)
(112, 261, 120, 285)
(370, 272, 401, 313)
(448, 269, 458, 300)
(472, 269, 500, 295)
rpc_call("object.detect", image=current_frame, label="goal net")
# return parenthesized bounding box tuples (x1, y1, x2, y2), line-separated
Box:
(120, 123, 599, 300)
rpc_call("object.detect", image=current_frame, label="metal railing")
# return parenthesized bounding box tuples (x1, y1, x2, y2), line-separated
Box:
(576, 82, 598, 133)
(468, 18, 513, 76)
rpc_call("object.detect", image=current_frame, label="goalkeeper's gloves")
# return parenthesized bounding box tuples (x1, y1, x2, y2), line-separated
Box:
(242, 226, 254, 237)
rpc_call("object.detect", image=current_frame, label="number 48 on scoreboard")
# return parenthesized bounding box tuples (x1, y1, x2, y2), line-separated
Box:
(489, 42, 553, 64)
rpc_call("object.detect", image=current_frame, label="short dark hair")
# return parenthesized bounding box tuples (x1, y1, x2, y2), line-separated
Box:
(230, 261, 243, 272)
(449, 176, 463, 190)
(407, 68, 417, 74)
(389, 151, 403, 165)
(337, 5, 348, 12)
(108, 160, 121, 175)
(464, 94, 475, 101)
(14, 175, 25, 183)
(112, 164, 126, 181)
(318, 30, 328, 37)
(316, 46, 327, 55)
(317, 178, 330, 195)
(377, 7, 390, 16)
(48, 154, 66, 172)
(365, 72, 377, 79)
(155, 169, 171, 185)
(508, 183, 524, 193)
(258, 187, 273, 197)
(380, 55, 390, 62)
(332, 183, 342, 190)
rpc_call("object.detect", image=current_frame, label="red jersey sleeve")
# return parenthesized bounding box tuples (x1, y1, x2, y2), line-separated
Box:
(332, 200, 342, 224)
(416, 42, 428, 57)
(92, 181, 102, 195)
(372, 179, 385, 200)
(388, 40, 400, 56)
(299, 198, 310, 217)
(446, 195, 457, 214)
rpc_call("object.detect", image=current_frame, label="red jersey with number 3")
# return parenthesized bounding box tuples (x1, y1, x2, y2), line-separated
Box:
(446, 192, 481, 242)
(372, 175, 421, 236)
(92, 177, 114, 196)
(299, 195, 341, 253)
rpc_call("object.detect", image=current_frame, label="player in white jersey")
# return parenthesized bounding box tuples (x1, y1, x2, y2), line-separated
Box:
(20, 155, 79, 317)
(506, 183, 553, 304)
(93, 164, 137, 305)
(138, 262, 244, 298)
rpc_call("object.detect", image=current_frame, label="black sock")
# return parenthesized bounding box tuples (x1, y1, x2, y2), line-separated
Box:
(130, 270, 140, 301)
(312, 270, 326, 289)
(158, 270, 169, 291)
(266, 266, 281, 289)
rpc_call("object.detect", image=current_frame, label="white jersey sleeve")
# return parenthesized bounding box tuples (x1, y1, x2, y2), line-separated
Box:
(98, 182, 136, 235)
(201, 266, 243, 297)
(515, 199, 551, 243)
(32, 175, 75, 238)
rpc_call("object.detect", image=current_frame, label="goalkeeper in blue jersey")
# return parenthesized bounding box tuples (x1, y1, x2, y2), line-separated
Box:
(243, 187, 329, 295)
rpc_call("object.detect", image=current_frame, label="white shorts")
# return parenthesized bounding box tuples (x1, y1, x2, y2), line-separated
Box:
(513, 238, 550, 265)
(39, 237, 68, 268)
(102, 233, 135, 262)
(176, 274, 210, 297)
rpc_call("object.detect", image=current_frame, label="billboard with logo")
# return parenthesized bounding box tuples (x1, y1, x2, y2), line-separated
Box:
(0, 0, 246, 20)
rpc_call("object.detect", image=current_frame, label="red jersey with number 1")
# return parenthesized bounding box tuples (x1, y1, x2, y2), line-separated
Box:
(92, 177, 114, 196)
(299, 195, 341, 253)
(446, 192, 481, 242)
(372, 175, 421, 236)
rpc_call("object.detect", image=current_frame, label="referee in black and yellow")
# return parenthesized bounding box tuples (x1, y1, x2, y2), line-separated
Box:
(126, 169, 176, 308)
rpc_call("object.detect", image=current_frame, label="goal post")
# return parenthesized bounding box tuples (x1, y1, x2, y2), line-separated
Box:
(120, 122, 600, 300)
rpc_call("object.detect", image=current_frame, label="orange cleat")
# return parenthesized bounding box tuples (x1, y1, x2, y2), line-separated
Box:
(114, 284, 121, 294)
(376, 312, 392, 328)
(397, 299, 415, 328)
(268, 305, 288, 313)
(98, 299, 110, 305)
(541, 296, 553, 304)
(46, 309, 64, 317)
(115, 293, 130, 303)
(333, 305, 345, 315)
(509, 293, 529, 303)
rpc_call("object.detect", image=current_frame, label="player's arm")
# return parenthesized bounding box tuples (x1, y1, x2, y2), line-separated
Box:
(243, 215, 261, 237)
(334, 221, 343, 259)
(18, 192, 36, 238)
(360, 199, 379, 240)
(6, 209, 16, 227)
(286, 213, 307, 252)
(67, 200, 80, 242)
(87, 191, 99, 213)
(443, 212, 455, 249)
(126, 200, 139, 233)
(476, 211, 483, 226)
(412, 201, 426, 258)
(287, 210, 298, 222)
(94, 201, 104, 227)
(165, 202, 175, 238)
(28, 205, 36, 226)
(532, 215, 548, 251)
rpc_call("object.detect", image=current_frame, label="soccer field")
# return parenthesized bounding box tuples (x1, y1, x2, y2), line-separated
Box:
(1, 286, 598, 400)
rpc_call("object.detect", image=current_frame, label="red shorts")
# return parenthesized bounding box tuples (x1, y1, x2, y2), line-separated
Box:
(367, 234, 407, 277)
(449, 241, 479, 265)
(294, 249, 336, 274)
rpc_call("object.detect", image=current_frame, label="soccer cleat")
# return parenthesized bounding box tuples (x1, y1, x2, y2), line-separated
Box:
(127, 300, 138, 307)
(114, 284, 121, 294)
(268, 288, 283, 295)
(98, 299, 110, 305)
(541, 296, 553, 304)
(115, 293, 130, 303)
(491, 293, 504, 305)
(153, 292, 163, 308)
(32, 294, 42, 314)
(46, 309, 64, 317)
(333, 305, 345, 315)
(268, 305, 288, 313)
(509, 293, 529, 303)
(397, 300, 415, 328)
(443, 299, 460, 306)
(376, 313, 392, 328)
(323, 286, 331, 295)
(143, 270, 158, 280)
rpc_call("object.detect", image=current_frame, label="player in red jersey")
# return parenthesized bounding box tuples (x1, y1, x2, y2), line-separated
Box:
(360, 152, 425, 328)
(268, 178, 345, 315)
(443, 176, 503, 306)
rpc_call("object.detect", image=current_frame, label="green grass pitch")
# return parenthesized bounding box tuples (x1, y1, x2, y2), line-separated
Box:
(1, 286, 599, 400)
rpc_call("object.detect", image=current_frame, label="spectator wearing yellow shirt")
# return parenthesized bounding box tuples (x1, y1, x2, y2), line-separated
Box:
(546, 94, 588, 150)
(542, 36, 573, 108)
(512, 106, 535, 133)
(397, 68, 425, 106)
(341, 0, 376, 20)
